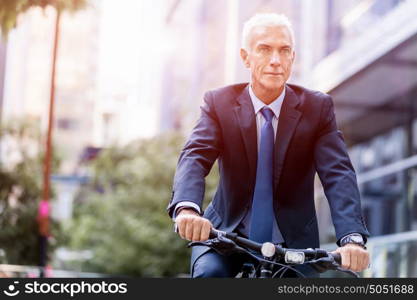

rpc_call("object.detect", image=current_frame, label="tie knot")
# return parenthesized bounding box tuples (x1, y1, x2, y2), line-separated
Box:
(261, 107, 274, 122)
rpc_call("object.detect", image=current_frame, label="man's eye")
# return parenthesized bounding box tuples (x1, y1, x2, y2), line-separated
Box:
(280, 48, 291, 55)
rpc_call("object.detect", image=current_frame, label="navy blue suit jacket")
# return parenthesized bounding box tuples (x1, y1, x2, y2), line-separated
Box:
(167, 83, 370, 265)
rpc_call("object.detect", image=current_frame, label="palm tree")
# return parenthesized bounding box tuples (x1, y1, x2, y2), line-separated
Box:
(0, 0, 87, 36)
(0, 0, 87, 275)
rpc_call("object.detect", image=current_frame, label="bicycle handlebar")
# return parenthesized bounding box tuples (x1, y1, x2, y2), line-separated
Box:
(209, 228, 342, 265)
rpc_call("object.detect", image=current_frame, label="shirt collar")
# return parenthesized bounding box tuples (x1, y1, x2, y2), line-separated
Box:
(248, 84, 286, 118)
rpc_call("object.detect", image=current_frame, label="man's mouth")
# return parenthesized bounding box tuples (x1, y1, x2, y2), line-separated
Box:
(264, 72, 283, 76)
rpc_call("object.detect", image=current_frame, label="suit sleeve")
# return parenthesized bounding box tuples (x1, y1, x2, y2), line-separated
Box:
(313, 95, 370, 244)
(166, 91, 223, 218)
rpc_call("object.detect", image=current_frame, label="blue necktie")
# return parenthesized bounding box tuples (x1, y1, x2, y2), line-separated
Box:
(249, 107, 275, 243)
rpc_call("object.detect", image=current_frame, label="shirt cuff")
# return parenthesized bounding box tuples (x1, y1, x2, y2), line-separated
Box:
(172, 202, 201, 221)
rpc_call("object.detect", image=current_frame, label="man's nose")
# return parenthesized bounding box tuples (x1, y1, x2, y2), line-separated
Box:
(270, 52, 281, 66)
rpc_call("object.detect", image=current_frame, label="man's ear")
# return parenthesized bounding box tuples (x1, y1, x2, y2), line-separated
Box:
(240, 48, 250, 68)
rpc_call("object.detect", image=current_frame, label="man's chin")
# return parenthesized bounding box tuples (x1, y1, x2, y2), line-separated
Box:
(261, 81, 285, 92)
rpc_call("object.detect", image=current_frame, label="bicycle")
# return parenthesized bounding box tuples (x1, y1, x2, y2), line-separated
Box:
(189, 228, 359, 278)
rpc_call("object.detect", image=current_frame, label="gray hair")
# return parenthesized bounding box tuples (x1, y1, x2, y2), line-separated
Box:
(241, 13, 295, 50)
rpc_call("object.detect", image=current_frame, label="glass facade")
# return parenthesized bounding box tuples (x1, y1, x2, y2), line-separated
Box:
(326, 0, 406, 55)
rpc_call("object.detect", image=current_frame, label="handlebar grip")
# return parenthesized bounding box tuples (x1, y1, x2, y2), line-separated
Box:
(331, 252, 341, 265)
(209, 228, 218, 239)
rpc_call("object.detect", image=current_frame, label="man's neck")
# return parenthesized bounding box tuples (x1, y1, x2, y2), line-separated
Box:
(251, 84, 285, 105)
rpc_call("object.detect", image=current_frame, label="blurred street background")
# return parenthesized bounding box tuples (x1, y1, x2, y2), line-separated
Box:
(0, 0, 416, 278)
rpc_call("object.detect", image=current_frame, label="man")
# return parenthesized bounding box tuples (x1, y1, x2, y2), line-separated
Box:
(167, 13, 370, 277)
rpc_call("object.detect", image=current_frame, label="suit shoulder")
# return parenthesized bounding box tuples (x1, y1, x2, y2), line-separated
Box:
(287, 83, 331, 103)
(206, 83, 248, 101)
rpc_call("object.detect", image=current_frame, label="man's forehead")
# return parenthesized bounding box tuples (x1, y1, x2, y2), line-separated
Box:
(249, 25, 293, 46)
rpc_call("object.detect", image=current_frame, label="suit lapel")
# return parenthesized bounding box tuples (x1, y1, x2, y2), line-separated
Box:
(273, 85, 302, 190)
(233, 84, 302, 193)
(233, 85, 257, 179)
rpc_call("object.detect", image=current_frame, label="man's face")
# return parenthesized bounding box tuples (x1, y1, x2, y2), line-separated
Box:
(241, 25, 295, 94)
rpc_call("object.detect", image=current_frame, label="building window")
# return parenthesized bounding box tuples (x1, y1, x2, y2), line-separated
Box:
(57, 118, 78, 130)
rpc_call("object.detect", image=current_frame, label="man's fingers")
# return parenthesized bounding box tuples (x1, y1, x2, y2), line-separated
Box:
(337, 245, 370, 272)
(200, 220, 212, 241)
(185, 217, 193, 240)
(192, 218, 202, 241)
(175, 214, 213, 241)
(350, 249, 358, 271)
(356, 251, 365, 271)
(176, 216, 186, 239)
(358, 249, 370, 271)
(341, 249, 351, 270)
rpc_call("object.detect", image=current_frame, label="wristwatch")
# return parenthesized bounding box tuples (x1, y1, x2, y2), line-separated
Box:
(340, 233, 366, 249)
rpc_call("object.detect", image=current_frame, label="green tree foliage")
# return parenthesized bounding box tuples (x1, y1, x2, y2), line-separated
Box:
(0, 119, 62, 265)
(66, 132, 219, 277)
(0, 0, 87, 37)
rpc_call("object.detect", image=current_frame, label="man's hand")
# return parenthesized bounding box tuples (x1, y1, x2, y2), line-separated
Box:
(333, 244, 370, 272)
(175, 208, 213, 241)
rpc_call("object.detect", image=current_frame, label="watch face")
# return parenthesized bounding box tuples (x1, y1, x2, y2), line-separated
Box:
(350, 235, 363, 244)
